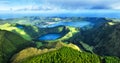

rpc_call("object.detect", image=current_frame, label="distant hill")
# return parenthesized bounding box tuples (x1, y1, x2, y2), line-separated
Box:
(82, 21, 120, 57)
(93, 22, 120, 57)
(0, 30, 31, 63)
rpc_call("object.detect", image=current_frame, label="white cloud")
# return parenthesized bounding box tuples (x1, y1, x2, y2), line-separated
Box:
(9, 3, 62, 11)
(109, 3, 120, 9)
(45, 0, 120, 9)
(1, 0, 120, 11)
(0, 6, 11, 11)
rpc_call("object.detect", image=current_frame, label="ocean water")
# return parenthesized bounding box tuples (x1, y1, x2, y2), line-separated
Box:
(0, 10, 120, 19)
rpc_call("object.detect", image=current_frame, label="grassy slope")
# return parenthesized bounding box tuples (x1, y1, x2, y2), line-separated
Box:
(0, 23, 31, 40)
(0, 30, 30, 63)
(58, 26, 79, 41)
(0, 23, 40, 41)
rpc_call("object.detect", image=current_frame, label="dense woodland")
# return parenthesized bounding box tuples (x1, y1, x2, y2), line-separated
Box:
(21, 47, 120, 63)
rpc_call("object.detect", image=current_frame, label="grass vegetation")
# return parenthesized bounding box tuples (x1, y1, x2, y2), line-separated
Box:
(0, 30, 31, 63)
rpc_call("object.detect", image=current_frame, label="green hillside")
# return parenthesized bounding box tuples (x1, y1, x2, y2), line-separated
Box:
(0, 23, 40, 40)
(11, 42, 81, 63)
(14, 47, 101, 63)
(19, 47, 120, 63)
(11, 41, 120, 63)
(81, 22, 120, 57)
(93, 22, 120, 57)
(0, 30, 31, 63)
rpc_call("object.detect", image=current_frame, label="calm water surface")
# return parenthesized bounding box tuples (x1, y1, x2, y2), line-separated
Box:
(39, 33, 61, 40)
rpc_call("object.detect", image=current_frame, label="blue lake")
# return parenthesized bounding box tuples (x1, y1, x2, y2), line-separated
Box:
(39, 34, 61, 40)
(46, 21, 92, 28)
(16, 25, 24, 29)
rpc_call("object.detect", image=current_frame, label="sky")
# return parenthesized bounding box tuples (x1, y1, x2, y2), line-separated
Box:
(0, 0, 120, 12)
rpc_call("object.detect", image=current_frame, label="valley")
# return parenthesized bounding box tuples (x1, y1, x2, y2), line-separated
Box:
(0, 17, 120, 63)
